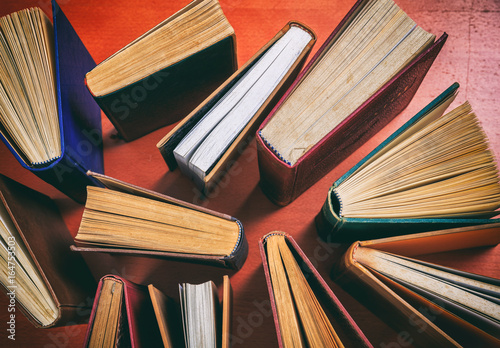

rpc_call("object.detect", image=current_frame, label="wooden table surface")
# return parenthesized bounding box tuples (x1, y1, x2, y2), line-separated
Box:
(1, 0, 499, 346)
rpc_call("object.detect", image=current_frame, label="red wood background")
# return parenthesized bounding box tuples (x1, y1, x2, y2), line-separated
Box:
(1, 0, 499, 347)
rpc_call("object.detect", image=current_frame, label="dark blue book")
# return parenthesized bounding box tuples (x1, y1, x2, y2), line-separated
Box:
(0, 0, 104, 203)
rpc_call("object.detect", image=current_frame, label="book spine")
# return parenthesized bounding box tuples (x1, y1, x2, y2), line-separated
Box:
(256, 134, 298, 206)
(33, 157, 103, 203)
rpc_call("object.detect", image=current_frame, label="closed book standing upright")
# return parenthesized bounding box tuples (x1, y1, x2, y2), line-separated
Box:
(0, 0, 104, 203)
(157, 22, 315, 193)
(256, 0, 447, 206)
(0, 174, 95, 328)
(85, 0, 237, 141)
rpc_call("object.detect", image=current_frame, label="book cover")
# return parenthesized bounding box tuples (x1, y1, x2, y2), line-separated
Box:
(256, 0, 447, 206)
(315, 83, 500, 243)
(0, 174, 95, 328)
(0, 0, 104, 203)
(71, 172, 248, 270)
(85, 0, 238, 141)
(335, 223, 500, 347)
(259, 231, 373, 347)
(157, 22, 316, 193)
(84, 275, 163, 348)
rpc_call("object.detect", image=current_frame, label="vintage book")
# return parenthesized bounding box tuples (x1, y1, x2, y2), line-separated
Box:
(259, 232, 373, 347)
(256, 0, 447, 206)
(316, 83, 500, 242)
(157, 22, 315, 192)
(0, 1, 104, 203)
(336, 223, 500, 347)
(179, 275, 232, 348)
(0, 174, 95, 328)
(85, 0, 237, 141)
(71, 172, 247, 270)
(148, 284, 183, 348)
(84, 275, 163, 348)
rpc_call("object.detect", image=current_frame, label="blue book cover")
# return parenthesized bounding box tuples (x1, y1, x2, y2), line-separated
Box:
(0, 0, 104, 203)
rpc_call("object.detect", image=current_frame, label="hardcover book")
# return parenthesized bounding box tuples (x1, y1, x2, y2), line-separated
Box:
(85, 0, 237, 141)
(256, 0, 447, 206)
(0, 174, 95, 328)
(157, 22, 316, 192)
(179, 275, 232, 348)
(316, 83, 500, 242)
(84, 275, 163, 348)
(335, 223, 500, 347)
(0, 0, 104, 203)
(259, 232, 373, 347)
(71, 172, 247, 270)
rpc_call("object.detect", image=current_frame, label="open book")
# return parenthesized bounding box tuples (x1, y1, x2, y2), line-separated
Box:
(85, 0, 237, 141)
(85, 275, 231, 348)
(157, 22, 315, 192)
(260, 232, 373, 347)
(336, 223, 500, 347)
(316, 83, 500, 242)
(256, 0, 447, 205)
(72, 172, 247, 269)
(0, 174, 95, 328)
(179, 276, 231, 348)
(0, 1, 103, 203)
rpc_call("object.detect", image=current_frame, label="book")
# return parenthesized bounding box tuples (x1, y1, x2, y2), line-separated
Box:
(84, 275, 163, 348)
(0, 174, 95, 328)
(157, 22, 315, 192)
(71, 171, 247, 270)
(259, 232, 373, 347)
(0, 0, 104, 203)
(335, 223, 500, 347)
(148, 284, 183, 348)
(315, 83, 500, 242)
(179, 275, 232, 348)
(256, 0, 447, 206)
(85, 0, 237, 141)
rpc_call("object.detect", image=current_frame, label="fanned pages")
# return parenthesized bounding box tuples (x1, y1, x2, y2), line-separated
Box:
(75, 186, 241, 258)
(0, 198, 58, 327)
(260, 232, 373, 348)
(336, 224, 500, 346)
(266, 234, 343, 347)
(0, 174, 95, 328)
(260, 0, 435, 165)
(317, 84, 500, 241)
(256, 0, 446, 206)
(0, 8, 60, 165)
(172, 26, 313, 185)
(354, 247, 500, 338)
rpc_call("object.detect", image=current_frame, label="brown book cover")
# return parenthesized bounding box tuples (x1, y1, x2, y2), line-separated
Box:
(0, 174, 95, 328)
(157, 21, 316, 193)
(335, 223, 500, 347)
(70, 171, 248, 270)
(259, 231, 373, 347)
